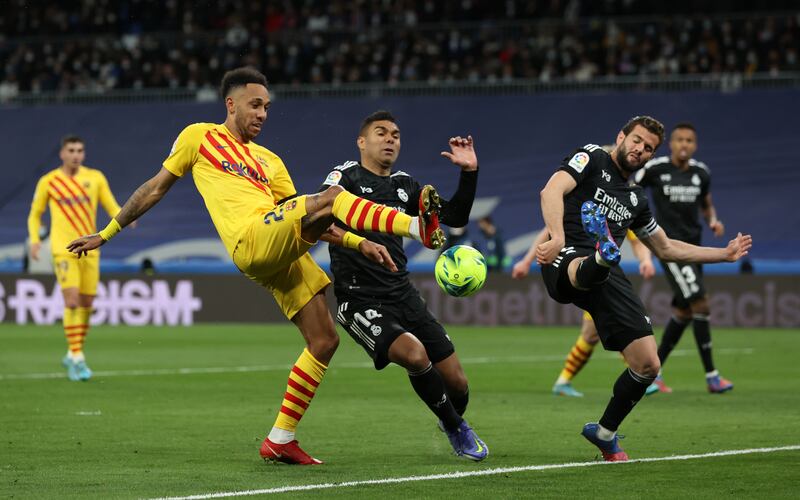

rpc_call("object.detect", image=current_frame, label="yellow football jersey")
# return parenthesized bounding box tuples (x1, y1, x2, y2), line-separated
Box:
(28, 166, 121, 256)
(162, 123, 297, 256)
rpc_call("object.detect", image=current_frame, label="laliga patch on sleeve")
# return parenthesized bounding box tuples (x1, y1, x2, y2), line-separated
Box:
(568, 152, 590, 172)
(169, 138, 178, 155)
(323, 170, 342, 186)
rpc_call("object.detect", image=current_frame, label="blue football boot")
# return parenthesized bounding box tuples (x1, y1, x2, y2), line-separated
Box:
(580, 201, 620, 265)
(707, 374, 733, 393)
(62, 355, 81, 382)
(553, 382, 584, 397)
(75, 360, 93, 381)
(581, 422, 628, 462)
(446, 420, 489, 461)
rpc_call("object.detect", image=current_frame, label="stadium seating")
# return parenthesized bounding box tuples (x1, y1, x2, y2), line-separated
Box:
(1, 5, 798, 96)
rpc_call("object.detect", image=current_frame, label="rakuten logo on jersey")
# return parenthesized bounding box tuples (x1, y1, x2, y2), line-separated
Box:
(0, 279, 202, 325)
(593, 187, 632, 222)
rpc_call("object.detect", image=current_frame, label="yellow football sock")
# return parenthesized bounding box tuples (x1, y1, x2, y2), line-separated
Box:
(63, 307, 83, 355)
(559, 335, 596, 382)
(273, 348, 327, 433)
(76, 306, 92, 353)
(331, 190, 413, 236)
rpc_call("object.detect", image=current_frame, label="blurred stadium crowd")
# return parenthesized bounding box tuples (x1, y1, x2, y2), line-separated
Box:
(1, 0, 797, 97)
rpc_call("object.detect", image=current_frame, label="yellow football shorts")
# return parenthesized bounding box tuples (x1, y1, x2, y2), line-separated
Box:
(583, 310, 593, 321)
(53, 252, 100, 295)
(232, 195, 331, 319)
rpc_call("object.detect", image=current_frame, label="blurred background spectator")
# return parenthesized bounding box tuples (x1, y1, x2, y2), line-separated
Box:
(477, 216, 510, 272)
(1, 0, 797, 98)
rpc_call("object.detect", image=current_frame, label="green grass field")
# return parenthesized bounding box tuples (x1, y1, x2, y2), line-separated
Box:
(2, 324, 799, 499)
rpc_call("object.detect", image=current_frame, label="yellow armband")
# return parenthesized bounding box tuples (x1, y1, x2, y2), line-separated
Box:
(342, 231, 366, 250)
(98, 218, 122, 242)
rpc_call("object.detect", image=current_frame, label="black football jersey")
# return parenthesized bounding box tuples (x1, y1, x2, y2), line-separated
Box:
(318, 161, 422, 300)
(558, 144, 659, 251)
(634, 156, 710, 245)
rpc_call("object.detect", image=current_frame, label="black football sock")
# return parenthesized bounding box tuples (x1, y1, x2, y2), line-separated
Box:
(692, 314, 716, 373)
(598, 368, 655, 432)
(448, 386, 470, 417)
(575, 253, 611, 289)
(408, 363, 463, 431)
(657, 316, 690, 364)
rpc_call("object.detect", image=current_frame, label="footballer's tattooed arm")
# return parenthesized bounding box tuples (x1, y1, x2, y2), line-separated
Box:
(67, 168, 179, 256)
(114, 168, 180, 227)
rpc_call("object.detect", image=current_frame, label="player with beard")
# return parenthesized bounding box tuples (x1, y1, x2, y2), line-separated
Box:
(635, 123, 733, 394)
(512, 227, 655, 397)
(320, 110, 487, 461)
(537, 116, 752, 461)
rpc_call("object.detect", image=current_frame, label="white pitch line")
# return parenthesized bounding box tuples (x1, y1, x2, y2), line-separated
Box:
(0, 347, 754, 381)
(149, 445, 800, 500)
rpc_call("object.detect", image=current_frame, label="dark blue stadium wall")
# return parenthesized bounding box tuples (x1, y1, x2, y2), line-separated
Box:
(1, 89, 797, 262)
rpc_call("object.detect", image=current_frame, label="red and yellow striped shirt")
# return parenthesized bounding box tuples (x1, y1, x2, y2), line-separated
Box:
(162, 123, 296, 256)
(27, 166, 122, 256)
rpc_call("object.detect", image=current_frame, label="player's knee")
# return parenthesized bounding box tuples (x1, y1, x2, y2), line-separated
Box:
(636, 359, 660, 379)
(320, 185, 344, 206)
(674, 308, 692, 322)
(64, 301, 80, 310)
(306, 185, 343, 219)
(690, 298, 709, 316)
(403, 345, 431, 372)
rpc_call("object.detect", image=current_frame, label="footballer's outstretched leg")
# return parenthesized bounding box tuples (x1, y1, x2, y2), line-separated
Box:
(303, 185, 445, 249)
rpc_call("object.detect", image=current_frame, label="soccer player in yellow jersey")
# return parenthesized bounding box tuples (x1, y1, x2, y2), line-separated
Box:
(512, 229, 655, 396)
(67, 67, 445, 465)
(27, 135, 126, 381)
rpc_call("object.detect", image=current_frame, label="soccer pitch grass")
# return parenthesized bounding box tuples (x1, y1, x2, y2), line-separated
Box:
(2, 324, 799, 499)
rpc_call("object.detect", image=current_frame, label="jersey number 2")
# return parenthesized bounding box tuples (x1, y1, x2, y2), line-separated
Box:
(263, 208, 285, 225)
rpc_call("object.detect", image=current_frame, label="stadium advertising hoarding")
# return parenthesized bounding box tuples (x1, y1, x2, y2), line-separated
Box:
(0, 274, 797, 327)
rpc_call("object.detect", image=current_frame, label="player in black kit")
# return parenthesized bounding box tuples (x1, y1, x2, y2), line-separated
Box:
(318, 110, 487, 461)
(635, 123, 733, 394)
(537, 116, 752, 461)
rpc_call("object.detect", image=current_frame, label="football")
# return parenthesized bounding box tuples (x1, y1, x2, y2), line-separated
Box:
(434, 245, 487, 297)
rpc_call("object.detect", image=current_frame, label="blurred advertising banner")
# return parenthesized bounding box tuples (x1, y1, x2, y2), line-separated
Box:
(0, 274, 797, 327)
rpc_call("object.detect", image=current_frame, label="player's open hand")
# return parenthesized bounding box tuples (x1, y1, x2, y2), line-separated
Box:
(66, 234, 105, 258)
(639, 258, 656, 279)
(359, 240, 398, 272)
(536, 238, 563, 265)
(511, 260, 531, 279)
(441, 135, 477, 172)
(724, 232, 752, 262)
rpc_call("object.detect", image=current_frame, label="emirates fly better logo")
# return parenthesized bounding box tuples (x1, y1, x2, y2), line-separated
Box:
(592, 187, 632, 222)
